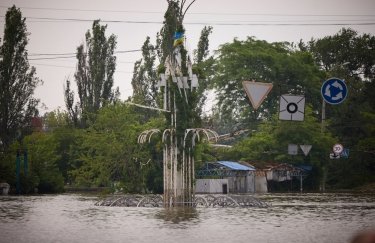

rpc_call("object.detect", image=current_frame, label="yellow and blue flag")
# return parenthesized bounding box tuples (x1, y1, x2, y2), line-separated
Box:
(173, 32, 184, 47)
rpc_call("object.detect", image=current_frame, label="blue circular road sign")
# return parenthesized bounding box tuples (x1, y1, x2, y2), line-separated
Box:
(321, 78, 348, 105)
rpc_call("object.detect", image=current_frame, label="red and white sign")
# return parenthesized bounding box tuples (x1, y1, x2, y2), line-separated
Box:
(242, 81, 273, 110)
(333, 144, 344, 154)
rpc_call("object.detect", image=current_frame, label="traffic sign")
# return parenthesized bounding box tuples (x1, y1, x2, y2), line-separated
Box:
(341, 148, 350, 158)
(288, 144, 298, 155)
(279, 95, 305, 121)
(242, 81, 273, 110)
(333, 143, 344, 154)
(321, 78, 348, 105)
(300, 145, 312, 156)
(330, 153, 340, 159)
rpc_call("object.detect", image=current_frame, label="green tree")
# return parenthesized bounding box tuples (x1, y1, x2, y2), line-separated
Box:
(42, 110, 81, 184)
(68, 102, 160, 192)
(23, 132, 64, 193)
(0, 5, 41, 147)
(64, 20, 119, 128)
(223, 107, 335, 190)
(306, 28, 375, 189)
(211, 37, 324, 133)
(131, 0, 213, 134)
(306, 28, 375, 144)
(195, 26, 213, 64)
(132, 1, 210, 117)
(131, 36, 158, 107)
(130, 36, 161, 124)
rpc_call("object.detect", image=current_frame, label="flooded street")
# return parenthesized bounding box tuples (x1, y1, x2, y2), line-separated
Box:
(0, 193, 374, 243)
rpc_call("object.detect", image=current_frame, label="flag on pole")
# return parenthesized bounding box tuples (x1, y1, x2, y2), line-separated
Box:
(173, 32, 184, 47)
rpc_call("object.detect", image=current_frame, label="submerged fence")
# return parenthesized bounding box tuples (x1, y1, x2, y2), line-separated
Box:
(95, 194, 269, 208)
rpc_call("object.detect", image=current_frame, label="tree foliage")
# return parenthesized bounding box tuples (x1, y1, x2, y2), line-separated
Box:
(214, 107, 334, 189)
(0, 5, 41, 147)
(23, 132, 65, 193)
(211, 37, 324, 133)
(131, 1, 212, 130)
(306, 28, 375, 144)
(2, 5, 374, 193)
(64, 20, 119, 128)
(195, 26, 213, 64)
(304, 28, 375, 188)
(209, 30, 375, 190)
(131, 36, 158, 107)
(67, 103, 163, 192)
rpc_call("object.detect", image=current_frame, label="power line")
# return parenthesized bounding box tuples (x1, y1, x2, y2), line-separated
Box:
(194, 22, 375, 26)
(29, 63, 74, 68)
(27, 58, 136, 64)
(28, 49, 141, 56)
(29, 62, 133, 73)
(3, 19, 375, 24)
(7, 19, 375, 24)
(29, 56, 76, 60)
(115, 50, 142, 53)
(28, 53, 76, 56)
(2, 16, 375, 26)
(0, 5, 162, 14)
(27, 49, 142, 60)
(1, 5, 375, 17)
(10, 16, 163, 24)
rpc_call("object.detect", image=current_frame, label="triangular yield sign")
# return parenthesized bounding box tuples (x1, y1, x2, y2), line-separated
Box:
(300, 145, 312, 156)
(242, 81, 273, 110)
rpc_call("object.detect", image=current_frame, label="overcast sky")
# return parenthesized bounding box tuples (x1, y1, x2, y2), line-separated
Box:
(1, 0, 374, 114)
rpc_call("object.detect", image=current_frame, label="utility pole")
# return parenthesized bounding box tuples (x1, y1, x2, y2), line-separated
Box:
(320, 75, 348, 192)
(321, 97, 326, 192)
(321, 99, 326, 133)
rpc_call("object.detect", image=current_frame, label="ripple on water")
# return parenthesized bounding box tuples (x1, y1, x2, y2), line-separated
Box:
(0, 193, 374, 243)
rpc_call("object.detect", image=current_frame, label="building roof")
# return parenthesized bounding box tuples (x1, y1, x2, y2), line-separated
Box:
(295, 165, 313, 171)
(217, 161, 255, 171)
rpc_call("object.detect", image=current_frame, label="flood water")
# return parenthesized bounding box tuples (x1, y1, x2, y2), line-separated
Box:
(0, 193, 374, 243)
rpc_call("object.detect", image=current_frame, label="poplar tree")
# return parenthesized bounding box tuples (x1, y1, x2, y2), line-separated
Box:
(64, 20, 119, 127)
(131, 0, 212, 121)
(0, 5, 40, 147)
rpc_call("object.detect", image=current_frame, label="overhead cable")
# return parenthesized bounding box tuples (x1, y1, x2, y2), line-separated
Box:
(1, 16, 375, 26)
(1, 5, 374, 17)
(27, 49, 141, 60)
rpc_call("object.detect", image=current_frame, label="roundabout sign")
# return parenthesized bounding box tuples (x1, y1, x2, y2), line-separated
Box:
(321, 78, 348, 105)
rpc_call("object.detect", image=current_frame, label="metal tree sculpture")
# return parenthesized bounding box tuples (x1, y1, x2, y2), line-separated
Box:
(139, 126, 218, 207)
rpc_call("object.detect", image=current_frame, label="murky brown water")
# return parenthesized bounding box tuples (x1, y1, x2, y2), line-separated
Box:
(0, 193, 374, 243)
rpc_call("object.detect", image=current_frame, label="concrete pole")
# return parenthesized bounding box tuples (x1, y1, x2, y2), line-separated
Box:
(321, 98, 326, 133)
(16, 150, 20, 194)
(321, 96, 327, 192)
(24, 149, 28, 177)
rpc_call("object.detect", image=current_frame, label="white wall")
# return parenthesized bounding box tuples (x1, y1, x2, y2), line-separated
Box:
(255, 174, 268, 193)
(195, 179, 229, 194)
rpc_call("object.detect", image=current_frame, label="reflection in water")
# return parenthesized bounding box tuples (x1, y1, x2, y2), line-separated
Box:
(0, 198, 30, 221)
(0, 193, 374, 243)
(155, 207, 199, 224)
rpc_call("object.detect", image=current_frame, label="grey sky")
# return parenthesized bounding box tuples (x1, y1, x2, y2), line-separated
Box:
(1, 0, 374, 113)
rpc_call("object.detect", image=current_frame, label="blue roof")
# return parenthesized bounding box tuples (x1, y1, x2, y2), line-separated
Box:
(295, 165, 313, 171)
(217, 161, 255, 171)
